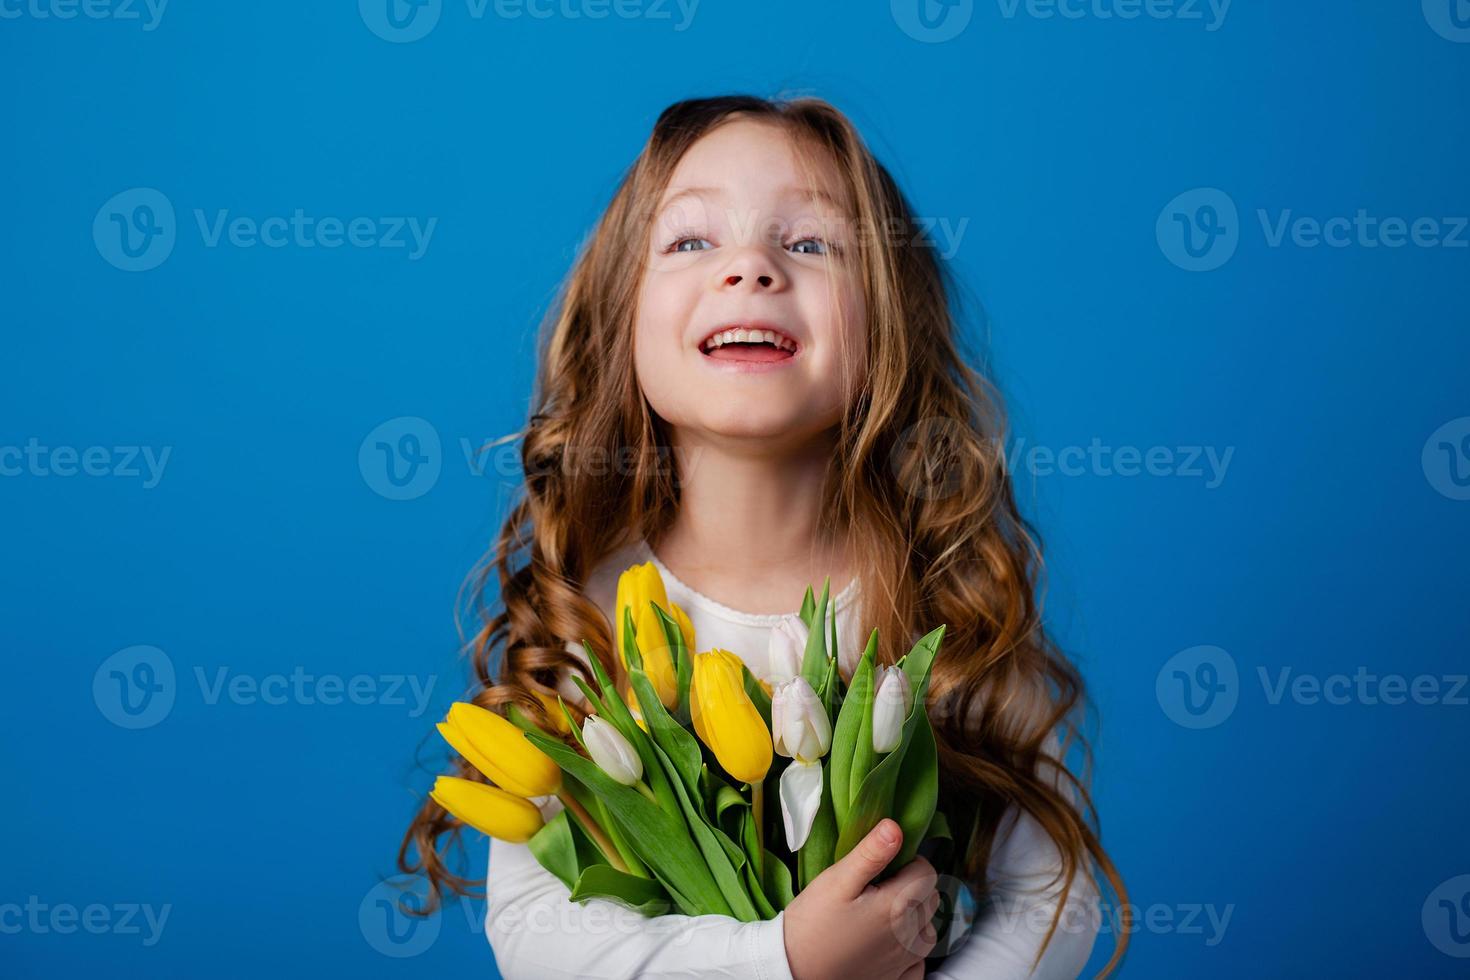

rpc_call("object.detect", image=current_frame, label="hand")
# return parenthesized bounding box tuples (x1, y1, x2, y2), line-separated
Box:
(782, 818, 941, 980)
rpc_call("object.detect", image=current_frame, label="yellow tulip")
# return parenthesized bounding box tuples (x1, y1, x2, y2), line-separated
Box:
(690, 649, 773, 784)
(615, 562, 694, 710)
(431, 775, 544, 843)
(622, 686, 650, 734)
(437, 701, 562, 798)
(532, 689, 572, 734)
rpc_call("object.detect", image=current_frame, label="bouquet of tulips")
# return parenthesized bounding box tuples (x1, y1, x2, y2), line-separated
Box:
(430, 561, 959, 926)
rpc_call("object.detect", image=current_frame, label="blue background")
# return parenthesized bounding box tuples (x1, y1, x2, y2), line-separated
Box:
(3, 1, 1467, 976)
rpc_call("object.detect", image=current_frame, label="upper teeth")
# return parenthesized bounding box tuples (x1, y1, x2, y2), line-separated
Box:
(702, 329, 798, 352)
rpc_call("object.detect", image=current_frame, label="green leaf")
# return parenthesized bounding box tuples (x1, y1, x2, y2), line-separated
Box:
(741, 663, 772, 730)
(524, 730, 732, 917)
(798, 584, 815, 625)
(761, 845, 796, 909)
(569, 865, 675, 916)
(799, 578, 831, 690)
(651, 603, 694, 727)
(832, 626, 947, 877)
(648, 740, 761, 922)
(628, 664, 703, 802)
(828, 630, 879, 829)
(557, 697, 588, 751)
(890, 711, 939, 870)
(527, 810, 582, 890)
(621, 605, 644, 672)
(797, 759, 837, 890)
(739, 808, 777, 920)
(579, 640, 681, 820)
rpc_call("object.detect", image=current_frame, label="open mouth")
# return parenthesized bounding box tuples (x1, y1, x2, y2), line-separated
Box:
(699, 327, 799, 364)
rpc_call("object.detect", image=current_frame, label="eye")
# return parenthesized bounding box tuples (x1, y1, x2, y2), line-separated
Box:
(788, 237, 832, 256)
(662, 229, 714, 253)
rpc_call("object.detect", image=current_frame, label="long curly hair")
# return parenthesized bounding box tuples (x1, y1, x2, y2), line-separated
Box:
(398, 93, 1128, 975)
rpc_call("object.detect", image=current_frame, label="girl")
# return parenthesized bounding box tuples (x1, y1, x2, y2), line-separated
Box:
(400, 95, 1128, 978)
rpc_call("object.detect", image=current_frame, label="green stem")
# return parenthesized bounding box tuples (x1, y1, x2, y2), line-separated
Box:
(751, 780, 765, 881)
(634, 780, 659, 805)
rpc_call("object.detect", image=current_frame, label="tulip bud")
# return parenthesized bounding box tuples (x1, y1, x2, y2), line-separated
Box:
(615, 562, 692, 710)
(690, 649, 773, 784)
(766, 616, 808, 685)
(871, 666, 914, 754)
(583, 715, 643, 786)
(771, 677, 831, 763)
(438, 701, 563, 798)
(431, 775, 545, 843)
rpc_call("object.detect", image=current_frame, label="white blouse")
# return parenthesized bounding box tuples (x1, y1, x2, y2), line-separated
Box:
(484, 537, 1101, 979)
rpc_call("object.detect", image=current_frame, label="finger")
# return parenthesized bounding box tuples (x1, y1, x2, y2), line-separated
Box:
(921, 889, 941, 922)
(897, 963, 925, 980)
(880, 855, 938, 906)
(914, 921, 938, 958)
(826, 819, 903, 899)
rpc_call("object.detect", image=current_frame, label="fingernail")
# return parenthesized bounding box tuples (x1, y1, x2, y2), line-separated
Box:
(879, 820, 898, 845)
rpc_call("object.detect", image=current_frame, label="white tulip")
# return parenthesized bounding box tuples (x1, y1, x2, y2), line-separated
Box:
(771, 677, 832, 763)
(766, 615, 808, 685)
(871, 666, 913, 754)
(779, 758, 824, 851)
(583, 715, 642, 786)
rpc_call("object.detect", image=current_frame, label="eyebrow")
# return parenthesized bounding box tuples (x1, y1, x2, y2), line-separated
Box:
(656, 184, 847, 213)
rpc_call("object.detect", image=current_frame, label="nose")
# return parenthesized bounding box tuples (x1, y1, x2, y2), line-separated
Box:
(713, 247, 787, 293)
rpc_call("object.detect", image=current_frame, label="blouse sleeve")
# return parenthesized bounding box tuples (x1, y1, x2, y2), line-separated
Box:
(484, 796, 795, 980)
(925, 735, 1102, 979)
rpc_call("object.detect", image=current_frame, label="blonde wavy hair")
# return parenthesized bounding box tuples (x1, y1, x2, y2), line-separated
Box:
(399, 94, 1128, 975)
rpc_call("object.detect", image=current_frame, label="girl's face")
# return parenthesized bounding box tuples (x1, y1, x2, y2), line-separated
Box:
(633, 118, 868, 450)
